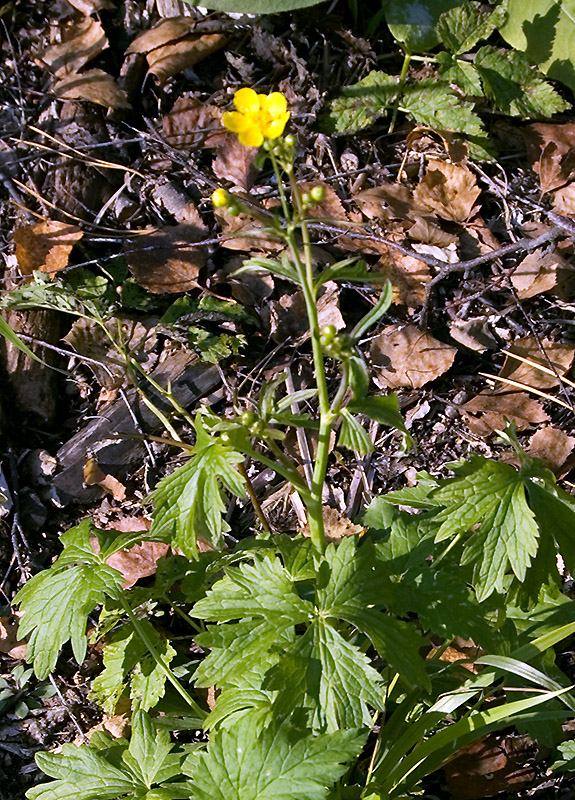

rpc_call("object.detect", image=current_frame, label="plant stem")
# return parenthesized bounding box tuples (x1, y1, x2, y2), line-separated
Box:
(118, 592, 206, 719)
(388, 49, 411, 134)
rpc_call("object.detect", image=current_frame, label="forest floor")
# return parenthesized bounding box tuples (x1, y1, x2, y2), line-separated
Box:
(2, 1, 575, 798)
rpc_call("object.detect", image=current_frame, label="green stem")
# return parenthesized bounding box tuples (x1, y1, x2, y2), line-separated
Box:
(242, 443, 313, 504)
(388, 49, 411, 135)
(118, 593, 206, 719)
(162, 595, 205, 634)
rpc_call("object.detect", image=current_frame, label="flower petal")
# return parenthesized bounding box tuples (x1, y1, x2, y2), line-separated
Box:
(257, 93, 268, 110)
(239, 126, 264, 147)
(223, 111, 250, 133)
(264, 92, 288, 117)
(234, 88, 259, 114)
(262, 112, 290, 139)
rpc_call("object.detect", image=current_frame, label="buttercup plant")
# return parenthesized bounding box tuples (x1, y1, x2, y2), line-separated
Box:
(11, 89, 575, 800)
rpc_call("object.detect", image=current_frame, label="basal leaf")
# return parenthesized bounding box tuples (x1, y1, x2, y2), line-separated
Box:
(185, 0, 323, 12)
(437, 0, 508, 54)
(382, 0, 465, 52)
(400, 81, 485, 135)
(499, 0, 575, 92)
(432, 457, 540, 600)
(316, 538, 388, 614)
(122, 710, 173, 788)
(15, 520, 123, 679)
(475, 45, 569, 117)
(436, 51, 484, 95)
(29, 743, 138, 800)
(149, 421, 245, 556)
(192, 556, 313, 623)
(324, 71, 400, 134)
(186, 714, 366, 800)
(526, 481, 575, 576)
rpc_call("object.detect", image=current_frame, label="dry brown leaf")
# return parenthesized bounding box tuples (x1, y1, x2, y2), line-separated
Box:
(39, 17, 108, 77)
(299, 181, 350, 222)
(460, 391, 549, 437)
(413, 159, 480, 222)
(526, 426, 575, 474)
(354, 182, 414, 222)
(106, 541, 168, 589)
(215, 208, 282, 252)
(53, 69, 130, 109)
(449, 318, 497, 353)
(125, 225, 207, 293)
(147, 34, 227, 85)
(149, 178, 207, 226)
(13, 220, 83, 276)
(126, 17, 197, 54)
(83, 458, 126, 500)
(501, 337, 575, 390)
(162, 95, 223, 149)
(376, 250, 431, 308)
(370, 325, 457, 389)
(525, 122, 575, 193)
(66, 0, 114, 13)
(0, 617, 27, 660)
(301, 506, 364, 542)
(212, 132, 259, 191)
(269, 281, 344, 345)
(552, 182, 575, 216)
(510, 249, 560, 298)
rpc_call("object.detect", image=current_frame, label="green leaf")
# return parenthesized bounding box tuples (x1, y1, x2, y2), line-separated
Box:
(437, 1, 508, 54)
(187, 714, 366, 800)
(527, 481, 575, 574)
(551, 738, 575, 772)
(236, 256, 301, 285)
(400, 81, 485, 135)
(28, 743, 137, 800)
(499, 0, 575, 92)
(432, 457, 540, 601)
(185, 0, 323, 12)
(324, 71, 400, 134)
(347, 394, 407, 434)
(15, 520, 123, 679)
(475, 45, 569, 117)
(186, 328, 246, 364)
(149, 415, 246, 556)
(0, 315, 44, 364)
(192, 556, 312, 623)
(436, 51, 484, 95)
(122, 710, 173, 788)
(350, 283, 393, 340)
(2, 269, 116, 320)
(382, 0, 466, 51)
(338, 409, 373, 455)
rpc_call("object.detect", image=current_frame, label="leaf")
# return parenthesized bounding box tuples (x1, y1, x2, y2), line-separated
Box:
(475, 46, 569, 117)
(499, 0, 575, 92)
(382, 0, 466, 52)
(29, 743, 137, 800)
(122, 710, 173, 788)
(53, 70, 130, 110)
(187, 714, 366, 800)
(13, 221, 83, 277)
(15, 520, 123, 679)
(38, 16, 108, 77)
(437, 1, 508, 54)
(146, 34, 228, 86)
(433, 457, 540, 600)
(369, 324, 457, 390)
(347, 394, 408, 434)
(400, 82, 487, 141)
(186, 0, 324, 11)
(149, 416, 246, 556)
(338, 410, 374, 455)
(125, 225, 207, 294)
(324, 71, 400, 134)
(500, 337, 575, 389)
(412, 159, 480, 222)
(436, 51, 484, 95)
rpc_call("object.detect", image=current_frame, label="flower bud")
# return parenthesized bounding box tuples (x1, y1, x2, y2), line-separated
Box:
(310, 185, 325, 203)
(212, 188, 229, 208)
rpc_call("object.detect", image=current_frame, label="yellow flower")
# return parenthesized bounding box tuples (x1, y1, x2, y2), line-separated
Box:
(222, 88, 290, 148)
(211, 188, 229, 208)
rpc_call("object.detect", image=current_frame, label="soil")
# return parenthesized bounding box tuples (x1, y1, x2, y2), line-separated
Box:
(1, 1, 575, 798)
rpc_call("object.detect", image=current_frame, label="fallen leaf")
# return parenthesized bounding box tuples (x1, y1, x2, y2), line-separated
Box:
(149, 178, 207, 226)
(299, 181, 351, 222)
(449, 318, 498, 353)
(302, 506, 364, 542)
(269, 281, 345, 345)
(126, 16, 197, 54)
(413, 159, 480, 222)
(510, 249, 561, 298)
(125, 225, 207, 293)
(0, 617, 27, 660)
(39, 17, 108, 77)
(147, 34, 227, 85)
(215, 208, 282, 252)
(376, 250, 431, 308)
(212, 132, 259, 191)
(83, 458, 126, 500)
(53, 69, 130, 109)
(13, 220, 83, 276)
(354, 182, 414, 222)
(501, 338, 575, 390)
(525, 122, 575, 193)
(162, 95, 223, 149)
(527, 426, 575, 474)
(553, 182, 575, 216)
(460, 391, 549, 437)
(370, 325, 457, 389)
(106, 541, 168, 589)
(66, 0, 114, 12)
